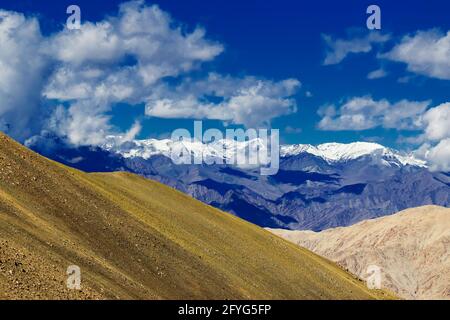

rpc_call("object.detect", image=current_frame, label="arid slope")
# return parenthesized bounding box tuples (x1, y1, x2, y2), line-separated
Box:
(270, 206, 450, 299)
(0, 133, 390, 299)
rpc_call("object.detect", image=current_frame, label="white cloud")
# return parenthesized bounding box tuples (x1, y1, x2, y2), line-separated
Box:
(383, 29, 450, 80)
(323, 32, 390, 65)
(0, 1, 223, 144)
(367, 68, 387, 79)
(44, 102, 112, 146)
(40, 1, 225, 145)
(145, 74, 300, 128)
(412, 102, 450, 171)
(121, 121, 142, 143)
(0, 10, 48, 140)
(47, 22, 122, 66)
(317, 96, 430, 131)
(47, 1, 223, 72)
(1, 1, 300, 146)
(425, 139, 450, 171)
(416, 139, 450, 172)
(397, 75, 413, 83)
(43, 66, 142, 103)
(399, 102, 450, 171)
(0, 1, 224, 146)
(422, 102, 450, 141)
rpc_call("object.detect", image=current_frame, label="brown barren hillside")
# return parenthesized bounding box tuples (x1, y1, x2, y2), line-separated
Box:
(0, 132, 392, 299)
(269, 206, 450, 300)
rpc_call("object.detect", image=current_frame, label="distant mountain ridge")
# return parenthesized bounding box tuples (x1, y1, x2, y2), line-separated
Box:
(27, 133, 450, 231)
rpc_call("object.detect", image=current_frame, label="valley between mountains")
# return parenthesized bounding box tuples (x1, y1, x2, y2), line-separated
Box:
(0, 132, 392, 299)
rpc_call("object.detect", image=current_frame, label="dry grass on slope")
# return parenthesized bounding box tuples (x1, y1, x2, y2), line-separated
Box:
(0, 133, 392, 300)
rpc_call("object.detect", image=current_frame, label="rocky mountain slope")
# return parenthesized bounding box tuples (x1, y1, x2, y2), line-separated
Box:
(269, 206, 450, 299)
(0, 132, 391, 299)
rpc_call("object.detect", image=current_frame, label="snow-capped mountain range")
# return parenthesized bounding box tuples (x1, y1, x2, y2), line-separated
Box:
(102, 136, 271, 163)
(28, 134, 449, 231)
(102, 136, 427, 168)
(280, 142, 427, 167)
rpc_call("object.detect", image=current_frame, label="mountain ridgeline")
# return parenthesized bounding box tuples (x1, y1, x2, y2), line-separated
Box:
(0, 132, 391, 299)
(29, 134, 450, 231)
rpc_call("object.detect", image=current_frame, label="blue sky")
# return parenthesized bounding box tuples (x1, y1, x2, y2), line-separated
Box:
(0, 0, 449, 152)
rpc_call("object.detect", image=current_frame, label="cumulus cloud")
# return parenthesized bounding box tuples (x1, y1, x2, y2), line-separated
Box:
(40, 0, 225, 145)
(44, 102, 113, 146)
(415, 138, 450, 172)
(145, 73, 300, 128)
(383, 29, 450, 80)
(46, 1, 223, 81)
(317, 96, 430, 131)
(323, 32, 390, 65)
(414, 103, 450, 171)
(367, 68, 387, 79)
(424, 139, 450, 171)
(1, 1, 300, 147)
(422, 102, 450, 141)
(0, 10, 48, 140)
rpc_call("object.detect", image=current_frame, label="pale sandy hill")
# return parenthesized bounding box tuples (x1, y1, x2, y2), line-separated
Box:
(269, 206, 450, 300)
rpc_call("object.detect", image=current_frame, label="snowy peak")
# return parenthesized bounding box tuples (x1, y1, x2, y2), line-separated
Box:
(101, 137, 426, 167)
(281, 142, 426, 167)
(281, 142, 388, 159)
(102, 137, 174, 159)
(310, 142, 388, 160)
(102, 136, 271, 163)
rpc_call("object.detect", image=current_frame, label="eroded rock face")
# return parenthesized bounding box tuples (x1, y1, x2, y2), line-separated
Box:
(269, 205, 450, 300)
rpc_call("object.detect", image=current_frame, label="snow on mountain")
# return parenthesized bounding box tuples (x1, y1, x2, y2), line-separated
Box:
(102, 136, 272, 166)
(102, 136, 427, 167)
(28, 133, 449, 231)
(281, 142, 427, 167)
